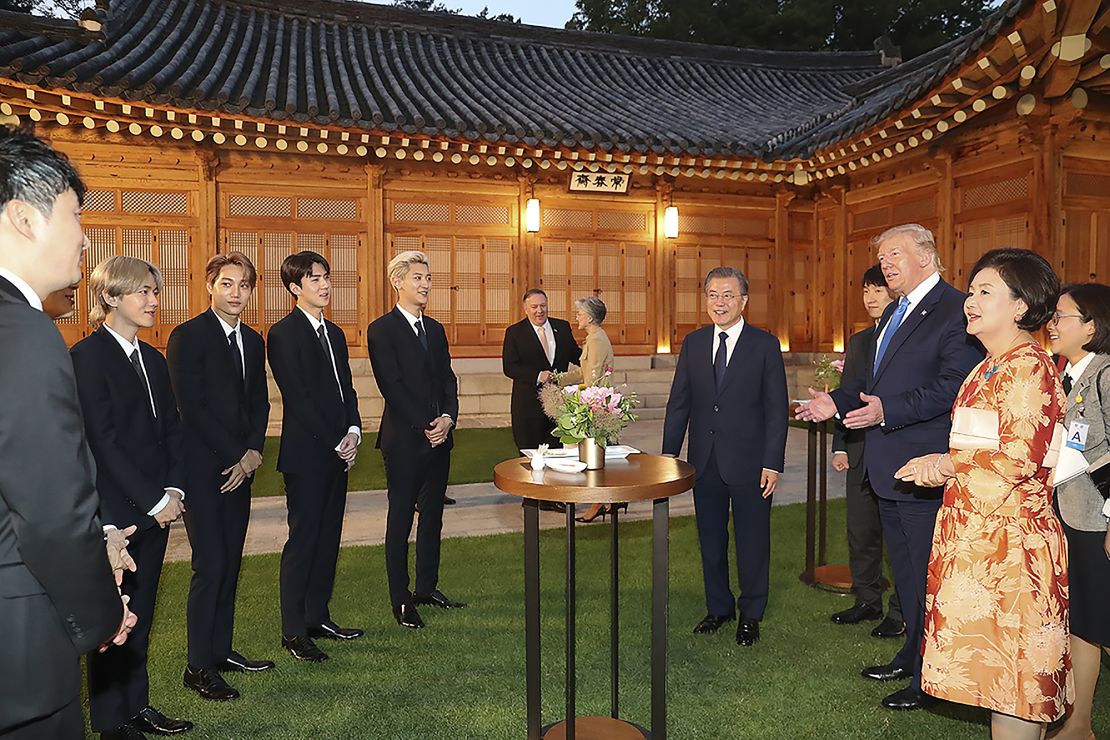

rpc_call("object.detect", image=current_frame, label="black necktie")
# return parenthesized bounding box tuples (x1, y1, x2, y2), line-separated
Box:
(229, 330, 244, 388)
(714, 331, 728, 387)
(1062, 373, 1072, 395)
(317, 325, 343, 401)
(415, 319, 428, 352)
(129, 348, 156, 419)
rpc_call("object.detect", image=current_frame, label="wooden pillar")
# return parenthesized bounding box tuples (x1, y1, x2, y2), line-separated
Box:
(365, 163, 385, 325)
(654, 179, 673, 353)
(193, 147, 219, 318)
(773, 190, 795, 350)
(933, 153, 954, 273)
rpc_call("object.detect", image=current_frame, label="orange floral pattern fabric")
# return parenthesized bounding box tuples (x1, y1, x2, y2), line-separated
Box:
(921, 342, 1071, 721)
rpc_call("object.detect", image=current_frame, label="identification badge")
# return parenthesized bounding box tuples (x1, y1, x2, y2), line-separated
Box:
(1066, 421, 1090, 451)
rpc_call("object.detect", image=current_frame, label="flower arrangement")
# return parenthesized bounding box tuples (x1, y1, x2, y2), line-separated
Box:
(813, 354, 845, 391)
(538, 367, 638, 447)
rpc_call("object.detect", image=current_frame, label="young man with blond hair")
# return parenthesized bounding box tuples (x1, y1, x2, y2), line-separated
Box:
(167, 252, 273, 701)
(72, 254, 194, 738)
(369, 250, 463, 629)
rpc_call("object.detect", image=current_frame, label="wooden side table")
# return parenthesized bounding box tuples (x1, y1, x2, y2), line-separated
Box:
(494, 454, 695, 740)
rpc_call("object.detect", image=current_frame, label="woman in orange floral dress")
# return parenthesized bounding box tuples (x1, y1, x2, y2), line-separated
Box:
(898, 248, 1070, 740)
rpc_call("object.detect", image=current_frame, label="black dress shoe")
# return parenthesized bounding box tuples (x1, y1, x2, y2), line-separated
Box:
(444, 496, 457, 505)
(692, 613, 735, 634)
(281, 635, 328, 662)
(537, 500, 566, 513)
(830, 602, 883, 625)
(736, 618, 760, 647)
(183, 666, 240, 701)
(308, 619, 365, 640)
(871, 616, 907, 639)
(100, 724, 147, 740)
(413, 590, 467, 609)
(394, 602, 426, 629)
(131, 706, 193, 735)
(861, 663, 912, 682)
(223, 650, 275, 672)
(881, 686, 935, 710)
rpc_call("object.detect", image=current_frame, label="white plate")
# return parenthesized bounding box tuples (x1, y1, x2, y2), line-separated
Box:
(521, 445, 640, 460)
(545, 458, 588, 474)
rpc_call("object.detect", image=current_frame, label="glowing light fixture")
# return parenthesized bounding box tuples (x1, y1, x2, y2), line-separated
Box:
(525, 182, 540, 233)
(664, 205, 679, 238)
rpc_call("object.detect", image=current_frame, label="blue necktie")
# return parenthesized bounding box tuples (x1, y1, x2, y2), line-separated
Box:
(874, 296, 910, 372)
(714, 331, 728, 387)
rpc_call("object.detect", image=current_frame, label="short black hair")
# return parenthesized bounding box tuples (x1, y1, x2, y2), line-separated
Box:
(968, 248, 1059, 331)
(522, 288, 546, 302)
(862, 264, 887, 289)
(1060, 283, 1110, 355)
(280, 251, 330, 295)
(0, 125, 86, 214)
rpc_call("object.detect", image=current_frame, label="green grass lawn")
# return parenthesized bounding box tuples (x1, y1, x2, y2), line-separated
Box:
(116, 498, 1110, 739)
(250, 428, 520, 496)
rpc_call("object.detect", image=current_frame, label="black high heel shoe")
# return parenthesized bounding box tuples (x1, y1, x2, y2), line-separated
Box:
(575, 502, 629, 523)
(575, 503, 609, 523)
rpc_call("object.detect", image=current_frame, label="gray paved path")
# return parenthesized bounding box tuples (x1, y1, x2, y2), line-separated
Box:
(165, 419, 843, 562)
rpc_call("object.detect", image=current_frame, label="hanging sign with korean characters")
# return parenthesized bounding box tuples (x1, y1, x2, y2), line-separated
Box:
(569, 171, 631, 194)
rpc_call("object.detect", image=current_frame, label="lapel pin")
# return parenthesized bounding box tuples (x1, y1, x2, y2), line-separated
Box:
(921, 310, 928, 316)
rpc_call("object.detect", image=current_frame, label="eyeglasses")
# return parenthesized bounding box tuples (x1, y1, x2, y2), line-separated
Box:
(706, 292, 743, 303)
(1048, 312, 1085, 325)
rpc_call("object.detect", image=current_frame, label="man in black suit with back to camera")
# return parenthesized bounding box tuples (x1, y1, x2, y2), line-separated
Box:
(267, 251, 364, 663)
(0, 127, 130, 740)
(369, 250, 464, 630)
(502, 288, 581, 512)
(167, 252, 273, 702)
(72, 254, 193, 739)
(662, 266, 788, 648)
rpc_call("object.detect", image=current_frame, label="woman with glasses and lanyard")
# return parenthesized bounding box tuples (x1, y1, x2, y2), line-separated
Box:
(1047, 283, 1110, 740)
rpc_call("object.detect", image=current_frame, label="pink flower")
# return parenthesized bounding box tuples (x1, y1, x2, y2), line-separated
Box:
(831, 359, 845, 373)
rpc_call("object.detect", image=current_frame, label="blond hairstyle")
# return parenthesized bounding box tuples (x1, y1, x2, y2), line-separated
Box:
(88, 255, 163, 325)
(388, 250, 430, 289)
(872, 223, 945, 273)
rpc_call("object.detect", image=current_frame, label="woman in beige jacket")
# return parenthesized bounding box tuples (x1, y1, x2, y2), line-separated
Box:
(563, 295, 615, 387)
(563, 296, 621, 523)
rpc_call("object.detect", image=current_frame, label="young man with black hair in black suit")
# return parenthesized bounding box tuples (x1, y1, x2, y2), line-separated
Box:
(267, 250, 363, 663)
(167, 252, 273, 701)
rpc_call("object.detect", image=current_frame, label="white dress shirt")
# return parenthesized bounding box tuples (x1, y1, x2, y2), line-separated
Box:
(710, 317, 745, 367)
(1064, 352, 1095, 393)
(0, 267, 43, 310)
(101, 322, 185, 517)
(213, 310, 245, 381)
(298, 306, 361, 446)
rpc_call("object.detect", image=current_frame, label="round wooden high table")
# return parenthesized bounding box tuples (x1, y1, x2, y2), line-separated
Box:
(494, 454, 695, 740)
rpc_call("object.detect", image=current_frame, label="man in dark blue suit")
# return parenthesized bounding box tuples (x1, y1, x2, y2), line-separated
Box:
(663, 266, 788, 647)
(798, 224, 983, 710)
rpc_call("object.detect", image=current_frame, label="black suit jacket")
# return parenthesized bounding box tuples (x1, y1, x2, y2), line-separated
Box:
(166, 310, 269, 483)
(831, 325, 875, 469)
(368, 307, 459, 454)
(0, 278, 121, 730)
(662, 322, 788, 485)
(71, 326, 186, 531)
(830, 278, 983, 500)
(502, 317, 581, 424)
(267, 308, 361, 473)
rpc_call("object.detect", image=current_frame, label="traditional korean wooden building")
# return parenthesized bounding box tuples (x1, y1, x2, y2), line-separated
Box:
(1, 0, 1107, 360)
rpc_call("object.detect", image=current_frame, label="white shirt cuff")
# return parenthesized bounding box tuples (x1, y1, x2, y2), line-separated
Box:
(832, 450, 846, 456)
(147, 493, 170, 517)
(103, 524, 117, 535)
(1102, 498, 1110, 519)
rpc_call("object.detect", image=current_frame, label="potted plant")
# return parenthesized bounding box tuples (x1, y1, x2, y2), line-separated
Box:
(539, 368, 638, 469)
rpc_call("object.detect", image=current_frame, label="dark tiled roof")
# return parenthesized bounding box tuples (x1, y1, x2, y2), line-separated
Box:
(0, 0, 1034, 160)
